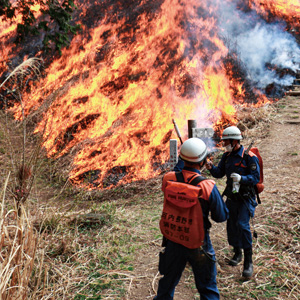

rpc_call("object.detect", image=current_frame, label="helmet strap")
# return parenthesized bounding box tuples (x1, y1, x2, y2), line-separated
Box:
(230, 139, 235, 149)
(230, 139, 240, 151)
(199, 158, 206, 169)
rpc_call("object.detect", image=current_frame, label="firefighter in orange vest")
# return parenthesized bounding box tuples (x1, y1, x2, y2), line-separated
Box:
(154, 138, 229, 300)
(206, 126, 260, 278)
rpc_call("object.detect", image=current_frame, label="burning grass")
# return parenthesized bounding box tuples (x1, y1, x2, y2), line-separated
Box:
(0, 81, 299, 299)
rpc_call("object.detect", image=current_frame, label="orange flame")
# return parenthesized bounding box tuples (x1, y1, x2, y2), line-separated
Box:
(1, 0, 290, 188)
(250, 0, 300, 26)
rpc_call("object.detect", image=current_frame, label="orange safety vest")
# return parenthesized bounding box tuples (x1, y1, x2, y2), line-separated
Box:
(159, 172, 206, 249)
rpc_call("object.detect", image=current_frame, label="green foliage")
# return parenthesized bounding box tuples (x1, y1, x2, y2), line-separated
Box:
(2, 0, 81, 54)
(40, 0, 81, 53)
(16, 0, 39, 42)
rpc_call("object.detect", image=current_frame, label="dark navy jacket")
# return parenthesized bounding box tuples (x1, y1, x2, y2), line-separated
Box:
(209, 145, 260, 214)
(209, 145, 260, 187)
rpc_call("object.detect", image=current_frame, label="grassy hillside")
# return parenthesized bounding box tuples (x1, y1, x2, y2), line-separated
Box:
(0, 99, 299, 299)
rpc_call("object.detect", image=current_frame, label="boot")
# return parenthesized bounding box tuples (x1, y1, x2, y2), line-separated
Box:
(229, 247, 242, 266)
(242, 248, 253, 278)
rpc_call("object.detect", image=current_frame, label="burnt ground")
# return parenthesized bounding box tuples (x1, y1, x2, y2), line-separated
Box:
(125, 93, 300, 300)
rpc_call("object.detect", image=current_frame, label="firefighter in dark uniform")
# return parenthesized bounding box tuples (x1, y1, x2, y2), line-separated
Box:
(206, 126, 260, 278)
(154, 138, 229, 300)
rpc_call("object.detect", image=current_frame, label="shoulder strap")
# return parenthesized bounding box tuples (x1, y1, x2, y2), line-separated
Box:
(175, 172, 206, 186)
(236, 148, 246, 168)
(175, 171, 185, 183)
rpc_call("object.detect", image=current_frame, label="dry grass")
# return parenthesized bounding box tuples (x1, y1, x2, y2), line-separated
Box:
(0, 174, 40, 300)
(0, 58, 299, 299)
(0, 58, 48, 299)
(0, 58, 43, 91)
(216, 190, 300, 299)
(236, 103, 277, 140)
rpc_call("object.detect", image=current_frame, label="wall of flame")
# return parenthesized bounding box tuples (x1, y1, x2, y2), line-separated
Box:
(1, 0, 298, 188)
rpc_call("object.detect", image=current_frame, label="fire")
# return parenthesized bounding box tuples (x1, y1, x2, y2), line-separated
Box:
(1, 0, 300, 188)
(204, 67, 237, 117)
(0, 4, 40, 38)
(0, 3, 41, 75)
(250, 0, 300, 25)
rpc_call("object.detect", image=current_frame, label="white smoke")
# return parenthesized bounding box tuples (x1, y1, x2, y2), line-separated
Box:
(214, 0, 300, 89)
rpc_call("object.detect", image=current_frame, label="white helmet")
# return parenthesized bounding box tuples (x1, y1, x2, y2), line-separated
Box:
(221, 126, 243, 140)
(179, 138, 208, 163)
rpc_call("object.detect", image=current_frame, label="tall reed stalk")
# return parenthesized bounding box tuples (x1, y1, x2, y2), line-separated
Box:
(0, 173, 43, 300)
(0, 57, 46, 299)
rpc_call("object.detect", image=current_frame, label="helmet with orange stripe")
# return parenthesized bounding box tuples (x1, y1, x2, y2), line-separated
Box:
(221, 126, 243, 140)
(179, 138, 208, 163)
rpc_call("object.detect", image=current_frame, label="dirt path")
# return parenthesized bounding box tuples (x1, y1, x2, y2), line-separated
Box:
(125, 93, 300, 300)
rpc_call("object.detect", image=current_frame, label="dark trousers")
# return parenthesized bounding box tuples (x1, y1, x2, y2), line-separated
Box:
(226, 197, 253, 249)
(154, 240, 219, 300)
